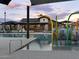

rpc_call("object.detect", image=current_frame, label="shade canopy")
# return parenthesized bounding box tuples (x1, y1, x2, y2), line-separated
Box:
(0, 0, 73, 5)
(0, 0, 11, 5)
(31, 0, 73, 5)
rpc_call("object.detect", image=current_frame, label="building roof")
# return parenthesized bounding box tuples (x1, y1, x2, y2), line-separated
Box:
(20, 18, 40, 23)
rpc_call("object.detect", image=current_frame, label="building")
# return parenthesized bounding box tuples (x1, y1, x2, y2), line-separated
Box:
(1, 16, 52, 32)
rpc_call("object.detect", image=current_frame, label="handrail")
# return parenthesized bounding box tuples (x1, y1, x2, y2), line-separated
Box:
(9, 40, 23, 54)
(13, 37, 36, 53)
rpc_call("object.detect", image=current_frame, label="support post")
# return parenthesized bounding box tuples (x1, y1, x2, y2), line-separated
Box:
(27, 6, 30, 49)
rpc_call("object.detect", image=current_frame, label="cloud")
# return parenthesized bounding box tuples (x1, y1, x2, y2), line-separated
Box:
(31, 5, 53, 12)
(0, 0, 79, 22)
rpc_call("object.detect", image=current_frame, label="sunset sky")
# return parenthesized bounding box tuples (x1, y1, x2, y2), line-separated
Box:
(0, 0, 79, 22)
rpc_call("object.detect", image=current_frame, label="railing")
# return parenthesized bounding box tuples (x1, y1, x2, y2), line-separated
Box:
(9, 37, 36, 54)
(0, 32, 51, 38)
(1, 30, 79, 54)
(0, 32, 52, 54)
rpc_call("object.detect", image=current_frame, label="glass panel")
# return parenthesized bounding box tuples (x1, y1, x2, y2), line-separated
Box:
(29, 32, 52, 50)
(1, 19, 79, 51)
